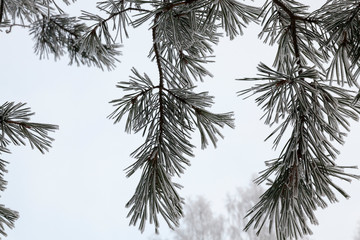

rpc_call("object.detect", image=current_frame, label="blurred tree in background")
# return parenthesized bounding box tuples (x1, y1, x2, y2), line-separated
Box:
(225, 183, 275, 240)
(354, 220, 360, 240)
(149, 180, 278, 240)
(2, 0, 360, 239)
(172, 197, 225, 240)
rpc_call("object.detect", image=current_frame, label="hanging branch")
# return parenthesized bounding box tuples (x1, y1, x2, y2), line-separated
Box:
(241, 1, 360, 239)
(121, 12, 187, 233)
(109, 0, 259, 232)
(1, 0, 253, 234)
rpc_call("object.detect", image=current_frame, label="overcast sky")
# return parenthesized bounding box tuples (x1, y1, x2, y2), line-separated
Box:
(1, 1, 360, 240)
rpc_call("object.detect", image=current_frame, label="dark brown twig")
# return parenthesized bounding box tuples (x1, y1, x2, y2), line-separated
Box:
(153, 13, 165, 144)
(273, 0, 302, 68)
(3, 120, 32, 129)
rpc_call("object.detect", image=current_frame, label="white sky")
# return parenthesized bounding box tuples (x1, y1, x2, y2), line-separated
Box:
(1, 1, 360, 239)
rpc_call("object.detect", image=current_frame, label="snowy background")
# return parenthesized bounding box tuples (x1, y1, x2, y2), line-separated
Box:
(1, 1, 360, 239)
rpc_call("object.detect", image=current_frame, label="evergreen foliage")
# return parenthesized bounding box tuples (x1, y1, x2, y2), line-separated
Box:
(2, 0, 360, 239)
(239, 1, 360, 239)
(0, 102, 58, 237)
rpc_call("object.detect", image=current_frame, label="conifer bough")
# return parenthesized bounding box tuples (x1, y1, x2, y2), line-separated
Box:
(0, 102, 58, 237)
(2, 0, 360, 239)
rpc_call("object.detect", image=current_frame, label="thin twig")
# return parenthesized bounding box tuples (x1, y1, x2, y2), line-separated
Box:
(4, 120, 32, 129)
(94, 7, 151, 30)
(5, 24, 31, 33)
(273, 0, 302, 68)
(273, 0, 306, 197)
(153, 13, 165, 144)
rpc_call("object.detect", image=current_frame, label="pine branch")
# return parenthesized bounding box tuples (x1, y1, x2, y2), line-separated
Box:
(0, 102, 58, 153)
(0, 102, 57, 237)
(241, 6, 360, 239)
(240, 62, 360, 239)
